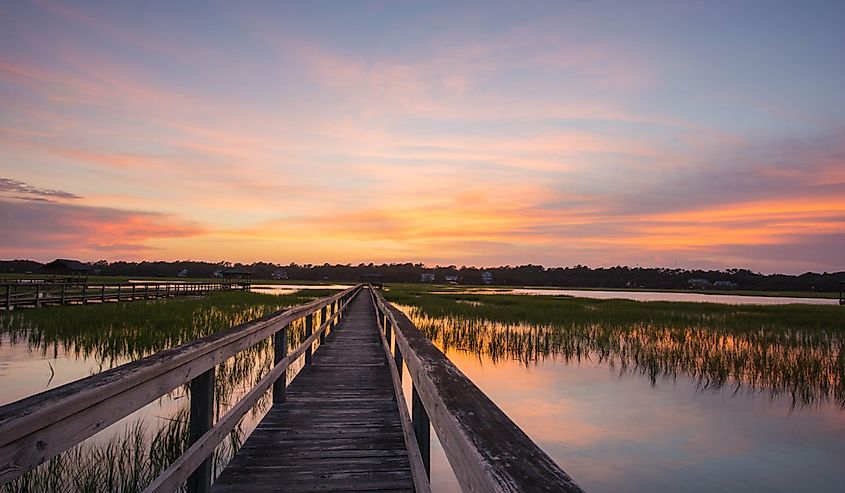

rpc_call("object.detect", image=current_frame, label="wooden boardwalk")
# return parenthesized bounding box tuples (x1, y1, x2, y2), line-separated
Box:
(1, 281, 247, 311)
(0, 285, 582, 493)
(212, 294, 413, 492)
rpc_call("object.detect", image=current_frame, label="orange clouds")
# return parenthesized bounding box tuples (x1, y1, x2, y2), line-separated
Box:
(0, 196, 206, 260)
(625, 196, 845, 250)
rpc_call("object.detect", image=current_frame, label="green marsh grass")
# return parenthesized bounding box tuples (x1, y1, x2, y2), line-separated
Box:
(387, 286, 845, 409)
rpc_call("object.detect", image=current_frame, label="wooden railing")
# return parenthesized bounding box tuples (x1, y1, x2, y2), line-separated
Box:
(1, 281, 248, 311)
(370, 287, 584, 493)
(0, 285, 362, 491)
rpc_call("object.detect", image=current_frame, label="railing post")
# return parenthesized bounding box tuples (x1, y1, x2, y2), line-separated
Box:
(305, 313, 314, 365)
(132, 284, 136, 300)
(5, 285, 10, 311)
(83, 284, 88, 304)
(394, 346, 403, 383)
(320, 305, 328, 344)
(188, 368, 214, 493)
(117, 284, 121, 302)
(100, 285, 105, 303)
(273, 325, 288, 404)
(412, 385, 431, 477)
(61, 284, 66, 305)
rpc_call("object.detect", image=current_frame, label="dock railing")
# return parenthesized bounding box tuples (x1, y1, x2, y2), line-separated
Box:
(0, 285, 362, 491)
(369, 287, 584, 493)
(1, 281, 249, 311)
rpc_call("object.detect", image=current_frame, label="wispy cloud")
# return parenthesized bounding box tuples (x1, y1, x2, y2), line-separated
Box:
(0, 177, 80, 200)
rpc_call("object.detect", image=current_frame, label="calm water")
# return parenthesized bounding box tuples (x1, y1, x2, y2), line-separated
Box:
(250, 284, 353, 295)
(396, 306, 845, 493)
(436, 287, 840, 305)
(2, 290, 841, 492)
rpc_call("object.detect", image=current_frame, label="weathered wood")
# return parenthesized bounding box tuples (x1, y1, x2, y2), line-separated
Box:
(412, 385, 431, 478)
(370, 291, 431, 493)
(0, 287, 358, 485)
(394, 345, 403, 383)
(188, 368, 214, 493)
(372, 290, 583, 493)
(143, 303, 347, 493)
(305, 313, 314, 365)
(320, 305, 328, 344)
(273, 325, 288, 404)
(213, 292, 412, 493)
(0, 282, 252, 311)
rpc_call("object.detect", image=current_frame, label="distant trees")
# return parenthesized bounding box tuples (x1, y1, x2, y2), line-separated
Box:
(1, 259, 843, 292)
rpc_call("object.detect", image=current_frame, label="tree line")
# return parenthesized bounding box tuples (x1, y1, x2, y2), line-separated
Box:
(1, 259, 843, 293)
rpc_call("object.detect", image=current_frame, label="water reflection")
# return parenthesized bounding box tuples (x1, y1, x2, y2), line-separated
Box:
(400, 305, 844, 409)
(434, 288, 840, 305)
(395, 304, 845, 493)
(0, 290, 336, 492)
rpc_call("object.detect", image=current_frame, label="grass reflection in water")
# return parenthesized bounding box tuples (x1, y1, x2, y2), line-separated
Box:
(388, 289, 844, 410)
(1, 289, 338, 493)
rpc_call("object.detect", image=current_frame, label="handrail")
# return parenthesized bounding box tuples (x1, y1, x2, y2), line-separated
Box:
(1, 281, 248, 310)
(366, 288, 431, 493)
(0, 285, 362, 488)
(370, 288, 584, 493)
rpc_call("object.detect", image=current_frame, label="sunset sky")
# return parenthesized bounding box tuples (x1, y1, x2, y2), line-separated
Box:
(1, 1, 843, 273)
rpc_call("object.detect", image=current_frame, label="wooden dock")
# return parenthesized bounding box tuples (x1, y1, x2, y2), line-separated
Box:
(0, 285, 583, 493)
(213, 294, 413, 492)
(1, 281, 248, 311)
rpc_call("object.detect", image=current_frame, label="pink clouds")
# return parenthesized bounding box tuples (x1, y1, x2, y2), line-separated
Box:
(0, 185, 206, 260)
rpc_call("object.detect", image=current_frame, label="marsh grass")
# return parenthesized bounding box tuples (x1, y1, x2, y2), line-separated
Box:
(0, 289, 338, 493)
(388, 287, 845, 409)
(0, 290, 338, 361)
(4, 413, 188, 493)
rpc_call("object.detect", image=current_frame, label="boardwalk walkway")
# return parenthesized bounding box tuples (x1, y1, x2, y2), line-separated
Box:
(212, 293, 413, 492)
(0, 285, 582, 493)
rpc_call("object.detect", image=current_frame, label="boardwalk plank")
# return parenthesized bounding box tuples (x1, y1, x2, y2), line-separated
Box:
(212, 293, 413, 492)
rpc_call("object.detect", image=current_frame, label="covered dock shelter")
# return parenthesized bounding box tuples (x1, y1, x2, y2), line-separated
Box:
(43, 259, 92, 283)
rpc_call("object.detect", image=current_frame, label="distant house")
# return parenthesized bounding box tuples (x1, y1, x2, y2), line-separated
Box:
(713, 280, 737, 289)
(44, 259, 92, 283)
(213, 269, 223, 278)
(687, 278, 711, 289)
(444, 275, 459, 285)
(420, 273, 435, 283)
(481, 271, 493, 284)
(271, 269, 288, 280)
(177, 269, 188, 278)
